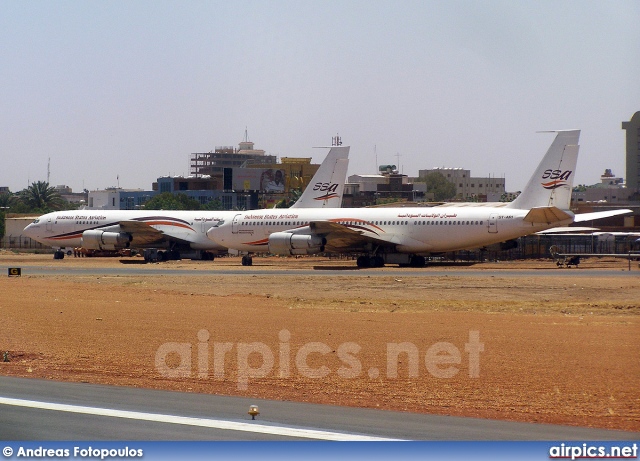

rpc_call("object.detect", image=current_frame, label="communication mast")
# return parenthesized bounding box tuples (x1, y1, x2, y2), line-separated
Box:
(332, 134, 342, 146)
(394, 153, 402, 173)
(47, 157, 50, 184)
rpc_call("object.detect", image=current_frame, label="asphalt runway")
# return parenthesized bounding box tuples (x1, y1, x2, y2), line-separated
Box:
(0, 377, 637, 441)
(2, 263, 638, 278)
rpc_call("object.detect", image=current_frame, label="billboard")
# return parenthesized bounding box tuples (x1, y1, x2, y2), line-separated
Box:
(233, 168, 286, 192)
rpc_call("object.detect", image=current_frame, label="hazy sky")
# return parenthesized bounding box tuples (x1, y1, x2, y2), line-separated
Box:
(2, 1, 638, 194)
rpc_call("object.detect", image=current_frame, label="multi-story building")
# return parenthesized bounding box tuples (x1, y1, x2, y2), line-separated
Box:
(417, 167, 505, 201)
(189, 141, 277, 179)
(571, 169, 630, 204)
(622, 111, 640, 196)
(54, 185, 87, 205)
(345, 168, 427, 207)
(87, 188, 155, 210)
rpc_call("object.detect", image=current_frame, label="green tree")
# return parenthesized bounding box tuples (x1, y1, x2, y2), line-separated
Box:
(18, 181, 65, 212)
(0, 192, 12, 238)
(0, 191, 16, 210)
(274, 197, 293, 208)
(201, 198, 224, 211)
(143, 192, 202, 210)
(419, 172, 457, 201)
(273, 189, 302, 209)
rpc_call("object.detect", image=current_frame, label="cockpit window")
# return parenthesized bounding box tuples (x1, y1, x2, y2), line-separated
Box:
(32, 219, 40, 224)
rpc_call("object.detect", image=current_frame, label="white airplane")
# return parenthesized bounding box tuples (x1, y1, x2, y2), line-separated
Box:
(23, 146, 349, 262)
(206, 130, 633, 267)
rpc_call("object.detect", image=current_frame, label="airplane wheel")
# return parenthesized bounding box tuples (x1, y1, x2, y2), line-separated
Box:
(410, 256, 426, 267)
(241, 255, 253, 266)
(356, 256, 370, 268)
(371, 256, 384, 267)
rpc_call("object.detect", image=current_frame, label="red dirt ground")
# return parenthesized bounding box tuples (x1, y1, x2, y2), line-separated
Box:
(1, 253, 638, 432)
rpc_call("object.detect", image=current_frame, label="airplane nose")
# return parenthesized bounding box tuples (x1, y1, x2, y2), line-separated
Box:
(23, 222, 39, 239)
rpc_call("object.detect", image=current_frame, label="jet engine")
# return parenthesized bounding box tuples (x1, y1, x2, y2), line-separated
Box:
(82, 230, 132, 250)
(268, 232, 326, 256)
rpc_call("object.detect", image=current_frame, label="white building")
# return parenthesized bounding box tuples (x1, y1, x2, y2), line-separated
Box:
(572, 169, 630, 204)
(347, 174, 393, 192)
(417, 167, 505, 201)
(87, 188, 147, 209)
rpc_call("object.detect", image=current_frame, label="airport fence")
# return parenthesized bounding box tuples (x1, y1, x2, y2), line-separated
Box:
(0, 235, 50, 252)
(450, 233, 639, 261)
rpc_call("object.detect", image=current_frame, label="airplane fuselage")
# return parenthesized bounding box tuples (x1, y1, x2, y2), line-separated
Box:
(23, 210, 230, 251)
(206, 205, 575, 255)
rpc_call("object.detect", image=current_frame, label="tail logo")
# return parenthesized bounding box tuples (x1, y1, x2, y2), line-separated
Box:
(312, 182, 339, 192)
(312, 182, 340, 200)
(541, 169, 572, 190)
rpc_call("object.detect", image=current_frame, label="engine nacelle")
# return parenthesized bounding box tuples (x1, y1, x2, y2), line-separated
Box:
(268, 232, 326, 256)
(82, 230, 132, 250)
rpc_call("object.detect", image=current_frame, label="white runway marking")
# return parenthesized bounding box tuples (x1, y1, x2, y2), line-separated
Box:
(0, 396, 400, 441)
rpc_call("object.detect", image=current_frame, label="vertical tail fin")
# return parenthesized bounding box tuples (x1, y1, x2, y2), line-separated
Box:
(507, 130, 580, 210)
(291, 146, 350, 208)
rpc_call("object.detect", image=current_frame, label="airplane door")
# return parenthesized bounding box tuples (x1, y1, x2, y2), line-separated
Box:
(231, 214, 242, 234)
(488, 214, 498, 233)
(46, 217, 53, 232)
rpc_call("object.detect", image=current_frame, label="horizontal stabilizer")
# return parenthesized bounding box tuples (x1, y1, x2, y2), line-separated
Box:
(523, 207, 573, 224)
(536, 226, 599, 234)
(573, 209, 633, 223)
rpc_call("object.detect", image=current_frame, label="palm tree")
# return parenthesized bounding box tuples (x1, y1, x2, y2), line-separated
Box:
(0, 191, 16, 210)
(19, 181, 65, 212)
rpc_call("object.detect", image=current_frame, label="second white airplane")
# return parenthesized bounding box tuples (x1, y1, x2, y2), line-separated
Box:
(206, 130, 632, 267)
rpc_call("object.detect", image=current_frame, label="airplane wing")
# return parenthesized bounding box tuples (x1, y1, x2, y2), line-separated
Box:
(102, 219, 198, 247)
(536, 226, 600, 234)
(117, 220, 168, 246)
(308, 220, 395, 252)
(573, 209, 633, 223)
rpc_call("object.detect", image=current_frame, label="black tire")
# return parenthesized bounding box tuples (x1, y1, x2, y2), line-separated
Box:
(356, 256, 370, 268)
(410, 255, 426, 267)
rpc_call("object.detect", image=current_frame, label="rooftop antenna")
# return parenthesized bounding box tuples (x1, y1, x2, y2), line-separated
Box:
(332, 133, 342, 146)
(374, 145, 377, 174)
(394, 153, 402, 173)
(243, 126, 250, 142)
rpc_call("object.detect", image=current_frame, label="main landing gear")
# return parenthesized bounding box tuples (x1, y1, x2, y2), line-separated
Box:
(356, 255, 384, 268)
(241, 255, 253, 266)
(356, 254, 427, 268)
